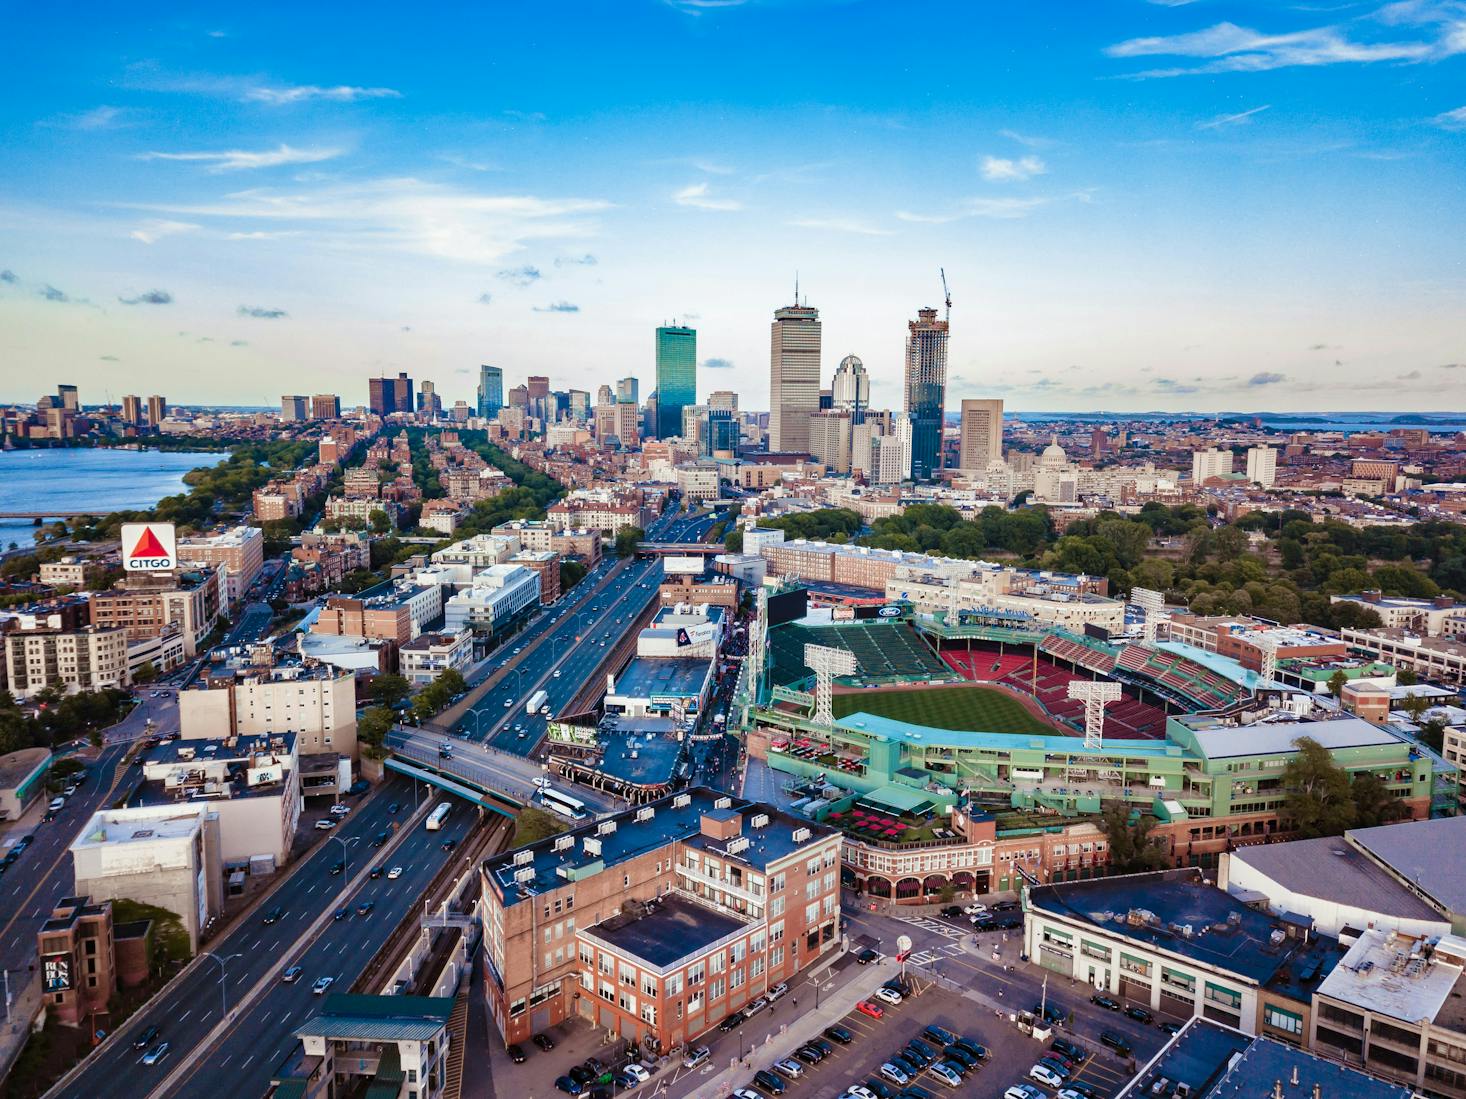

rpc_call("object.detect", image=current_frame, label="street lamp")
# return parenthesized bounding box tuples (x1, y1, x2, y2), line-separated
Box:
(201, 952, 242, 1019)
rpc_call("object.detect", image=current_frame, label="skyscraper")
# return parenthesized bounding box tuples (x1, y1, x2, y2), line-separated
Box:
(655, 325, 696, 440)
(904, 307, 948, 481)
(281, 395, 308, 422)
(707, 390, 738, 412)
(57, 384, 79, 412)
(121, 395, 142, 425)
(769, 301, 821, 453)
(147, 395, 168, 426)
(831, 355, 869, 423)
(1246, 445, 1278, 487)
(958, 399, 1003, 471)
(617, 376, 640, 407)
(708, 408, 739, 456)
(477, 365, 504, 418)
(311, 394, 341, 419)
(418, 380, 439, 416)
(368, 372, 413, 416)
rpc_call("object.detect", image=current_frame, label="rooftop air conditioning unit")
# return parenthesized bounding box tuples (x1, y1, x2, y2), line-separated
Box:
(635, 807, 654, 822)
(553, 835, 574, 852)
(583, 836, 602, 857)
(750, 813, 770, 829)
(715, 796, 733, 809)
(514, 866, 535, 883)
(597, 820, 617, 836)
(514, 850, 533, 866)
(673, 794, 692, 808)
(792, 827, 811, 843)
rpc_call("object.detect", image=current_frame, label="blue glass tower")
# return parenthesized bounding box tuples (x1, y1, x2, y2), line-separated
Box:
(655, 325, 696, 440)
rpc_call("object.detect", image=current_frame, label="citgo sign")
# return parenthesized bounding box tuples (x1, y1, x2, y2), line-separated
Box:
(121, 522, 177, 572)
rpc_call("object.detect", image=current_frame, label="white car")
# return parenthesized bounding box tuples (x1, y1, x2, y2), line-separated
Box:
(878, 1063, 910, 1086)
(312, 976, 334, 995)
(387, 866, 403, 879)
(622, 1064, 650, 1084)
(964, 903, 988, 915)
(329, 804, 350, 816)
(553, 670, 561, 678)
(845, 1088, 879, 1099)
(773, 1059, 804, 1080)
(873, 986, 903, 1005)
(1005, 1087, 1045, 1099)
(314, 818, 336, 830)
(1058, 1090, 1093, 1099)
(1029, 1064, 1065, 1088)
(731, 1090, 762, 1099)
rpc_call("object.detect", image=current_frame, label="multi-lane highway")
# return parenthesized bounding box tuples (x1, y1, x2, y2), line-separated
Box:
(50, 774, 478, 1099)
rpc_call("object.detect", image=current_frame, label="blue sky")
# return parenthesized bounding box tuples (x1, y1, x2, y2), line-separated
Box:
(1, 0, 1463, 413)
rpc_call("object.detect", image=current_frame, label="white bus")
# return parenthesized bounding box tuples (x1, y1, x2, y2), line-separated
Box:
(537, 786, 588, 821)
(426, 801, 451, 831)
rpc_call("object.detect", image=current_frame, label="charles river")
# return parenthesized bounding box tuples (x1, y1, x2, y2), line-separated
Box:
(0, 447, 214, 550)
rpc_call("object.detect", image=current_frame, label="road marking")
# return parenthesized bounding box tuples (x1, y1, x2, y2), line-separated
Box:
(179, 1010, 191, 1021)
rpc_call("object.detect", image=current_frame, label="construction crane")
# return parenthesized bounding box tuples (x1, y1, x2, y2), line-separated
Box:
(939, 267, 952, 324)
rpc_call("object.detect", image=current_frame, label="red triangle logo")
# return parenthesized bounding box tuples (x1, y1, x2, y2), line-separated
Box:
(129, 527, 169, 559)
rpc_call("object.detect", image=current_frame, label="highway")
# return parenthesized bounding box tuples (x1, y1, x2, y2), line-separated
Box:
(50, 774, 476, 1099)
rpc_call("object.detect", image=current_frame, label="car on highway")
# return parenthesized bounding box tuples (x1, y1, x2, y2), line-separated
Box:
(280, 965, 304, 983)
(41, 810, 57, 823)
(64, 784, 77, 796)
(532, 1034, 556, 1052)
(133, 1025, 160, 1050)
(387, 866, 403, 879)
(312, 976, 334, 995)
(356, 900, 375, 916)
(372, 830, 390, 847)
(141, 1042, 170, 1066)
(553, 669, 562, 678)
(369, 865, 384, 879)
(441, 837, 458, 851)
(387, 802, 400, 814)
(314, 818, 335, 830)
(262, 905, 284, 925)
(328, 860, 345, 876)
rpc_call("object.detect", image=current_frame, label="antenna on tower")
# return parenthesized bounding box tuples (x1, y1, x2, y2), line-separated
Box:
(794, 270, 799, 306)
(940, 268, 952, 324)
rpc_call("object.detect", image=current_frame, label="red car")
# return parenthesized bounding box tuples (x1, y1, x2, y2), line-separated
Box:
(857, 1000, 885, 1019)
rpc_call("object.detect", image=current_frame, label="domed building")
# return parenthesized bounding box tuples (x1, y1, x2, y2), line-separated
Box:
(1039, 434, 1069, 471)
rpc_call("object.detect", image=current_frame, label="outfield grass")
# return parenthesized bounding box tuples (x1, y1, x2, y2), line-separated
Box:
(831, 685, 1058, 735)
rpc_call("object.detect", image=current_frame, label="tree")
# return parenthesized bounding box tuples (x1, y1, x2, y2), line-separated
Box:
(1399, 692, 1433, 725)
(1396, 666, 1418, 687)
(1418, 717, 1448, 754)
(1351, 771, 1410, 829)
(560, 560, 588, 592)
(724, 528, 744, 554)
(614, 526, 644, 557)
(513, 807, 568, 846)
(1282, 736, 1356, 838)
(1327, 670, 1348, 700)
(133, 660, 158, 685)
(369, 508, 392, 534)
(357, 706, 396, 759)
(370, 673, 411, 707)
(1099, 805, 1169, 874)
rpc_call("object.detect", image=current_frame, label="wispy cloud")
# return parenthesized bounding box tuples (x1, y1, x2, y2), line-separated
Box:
(100, 354, 120, 362)
(119, 289, 173, 305)
(554, 253, 598, 267)
(129, 219, 200, 245)
(1248, 371, 1287, 386)
(673, 182, 742, 211)
(664, 0, 754, 14)
(1433, 105, 1466, 130)
(702, 357, 735, 369)
(230, 340, 248, 347)
(39, 284, 70, 302)
(788, 217, 892, 236)
(497, 265, 542, 287)
(998, 128, 1054, 149)
(1197, 104, 1271, 129)
(476, 292, 493, 305)
(139, 143, 344, 172)
(243, 84, 400, 106)
(238, 305, 288, 319)
(0, 269, 17, 284)
(1398, 369, 1423, 380)
(1106, 19, 1454, 78)
(119, 179, 611, 265)
(533, 300, 579, 312)
(980, 155, 1047, 182)
(46, 105, 129, 131)
(897, 195, 1052, 223)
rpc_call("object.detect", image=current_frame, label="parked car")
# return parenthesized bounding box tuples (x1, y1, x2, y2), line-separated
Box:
(621, 1064, 650, 1084)
(767, 981, 789, 1001)
(1004, 1087, 1045, 1099)
(532, 1034, 556, 1052)
(731, 1090, 762, 1099)
(329, 803, 350, 816)
(940, 905, 963, 918)
(313, 818, 335, 830)
(683, 1046, 711, 1069)
(845, 1087, 878, 1099)
(856, 1000, 885, 1019)
(923, 1024, 957, 1047)
(928, 1063, 962, 1088)
(772, 1059, 804, 1080)
(824, 1024, 854, 1044)
(506, 1044, 526, 1063)
(553, 1076, 583, 1096)
(1125, 1005, 1154, 1024)
(1100, 1031, 1133, 1057)
(954, 1037, 989, 1062)
(1051, 1037, 1087, 1063)
(856, 948, 879, 965)
(718, 1011, 744, 1032)
(1090, 993, 1121, 1011)
(752, 1069, 786, 1094)
(793, 1045, 822, 1065)
(878, 1063, 910, 1086)
(874, 986, 903, 1006)
(1029, 1064, 1065, 1088)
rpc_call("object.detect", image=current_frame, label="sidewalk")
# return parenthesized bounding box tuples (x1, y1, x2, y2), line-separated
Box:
(0, 972, 43, 1084)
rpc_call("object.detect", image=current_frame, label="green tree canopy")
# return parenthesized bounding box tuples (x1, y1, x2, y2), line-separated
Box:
(1283, 736, 1356, 838)
(1099, 805, 1170, 874)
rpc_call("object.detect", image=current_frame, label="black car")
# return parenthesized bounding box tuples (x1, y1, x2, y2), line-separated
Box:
(356, 900, 375, 916)
(507, 1044, 526, 1063)
(1125, 1005, 1155, 1024)
(329, 860, 345, 876)
(992, 900, 1019, 912)
(348, 779, 370, 796)
(1100, 1031, 1133, 1057)
(940, 905, 963, 918)
(792, 1045, 822, 1065)
(333, 906, 349, 921)
(387, 802, 400, 814)
(370, 865, 385, 879)
(902, 1044, 932, 1068)
(1035, 1003, 1067, 1027)
(442, 838, 458, 851)
(884, 976, 913, 996)
(718, 1011, 744, 1032)
(41, 810, 57, 823)
(824, 1024, 853, 1045)
(1158, 1020, 1182, 1035)
(890, 1052, 921, 1075)
(953, 1037, 989, 1062)
(898, 1089, 934, 1099)
(922, 1024, 957, 1047)
(533, 1033, 556, 1052)
(568, 1065, 596, 1085)
(856, 947, 879, 965)
(1051, 1036, 1087, 1063)
(943, 1045, 977, 1069)
(1061, 1083, 1100, 1099)
(753, 1070, 787, 1094)
(1090, 993, 1121, 1011)
(133, 1024, 160, 1050)
(863, 1080, 894, 1099)
(372, 831, 390, 848)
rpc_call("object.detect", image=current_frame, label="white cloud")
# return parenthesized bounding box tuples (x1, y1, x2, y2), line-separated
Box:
(1196, 104, 1271, 129)
(139, 144, 345, 172)
(787, 217, 892, 236)
(673, 182, 742, 211)
(664, 0, 753, 14)
(997, 128, 1053, 149)
(1433, 105, 1466, 130)
(119, 178, 611, 265)
(1106, 19, 1451, 77)
(129, 218, 201, 244)
(61, 105, 127, 131)
(897, 196, 1051, 223)
(980, 155, 1047, 182)
(243, 84, 401, 105)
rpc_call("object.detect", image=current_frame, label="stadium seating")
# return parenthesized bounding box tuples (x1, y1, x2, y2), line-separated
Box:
(940, 650, 1032, 682)
(767, 622, 947, 685)
(998, 655, 1167, 740)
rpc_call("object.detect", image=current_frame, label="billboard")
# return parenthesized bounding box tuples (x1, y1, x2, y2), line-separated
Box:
(766, 588, 809, 628)
(663, 555, 706, 576)
(122, 522, 177, 572)
(42, 953, 71, 993)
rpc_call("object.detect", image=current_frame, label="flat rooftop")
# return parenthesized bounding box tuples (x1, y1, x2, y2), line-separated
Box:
(0, 747, 50, 789)
(1030, 868, 1332, 988)
(142, 732, 296, 766)
(1316, 928, 1466, 1029)
(72, 806, 206, 849)
(1347, 816, 1466, 915)
(1174, 714, 1402, 760)
(583, 893, 748, 970)
(613, 656, 710, 700)
(592, 728, 683, 789)
(1230, 836, 1446, 924)
(294, 993, 454, 1042)
(1120, 1018, 1250, 1099)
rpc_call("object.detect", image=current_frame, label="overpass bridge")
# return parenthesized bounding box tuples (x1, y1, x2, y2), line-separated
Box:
(635, 542, 726, 555)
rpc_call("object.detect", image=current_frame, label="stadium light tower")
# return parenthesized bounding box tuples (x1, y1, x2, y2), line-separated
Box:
(805, 643, 858, 728)
(1131, 587, 1166, 646)
(749, 589, 768, 705)
(1068, 680, 1122, 751)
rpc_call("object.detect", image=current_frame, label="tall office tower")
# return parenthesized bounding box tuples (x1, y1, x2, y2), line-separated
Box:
(121, 395, 143, 425)
(525, 376, 549, 422)
(808, 411, 853, 474)
(568, 389, 591, 421)
(596, 384, 614, 408)
(769, 301, 822, 453)
(57, 385, 79, 412)
(477, 365, 504, 417)
(1245, 445, 1278, 488)
(614, 401, 641, 447)
(147, 395, 168, 426)
(904, 307, 948, 481)
(655, 325, 696, 440)
(819, 389, 833, 411)
(281, 395, 308, 422)
(682, 404, 710, 454)
(643, 393, 658, 441)
(311, 394, 341, 420)
(958, 399, 1004, 471)
(831, 355, 869, 423)
(707, 390, 738, 412)
(1091, 427, 1108, 459)
(507, 384, 529, 409)
(617, 376, 640, 407)
(1191, 447, 1234, 484)
(708, 408, 738, 456)
(368, 372, 413, 415)
(418, 380, 440, 417)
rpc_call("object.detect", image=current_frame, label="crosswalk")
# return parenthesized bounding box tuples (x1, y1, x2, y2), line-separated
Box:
(896, 914, 968, 941)
(907, 942, 968, 965)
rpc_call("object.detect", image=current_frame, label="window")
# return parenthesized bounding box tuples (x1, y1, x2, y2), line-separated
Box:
(1081, 940, 1111, 962)
(1204, 983, 1241, 1010)
(770, 945, 784, 968)
(666, 974, 682, 997)
(731, 941, 746, 963)
(642, 974, 657, 998)
(1265, 1005, 1303, 1036)
(711, 952, 725, 975)
(688, 962, 705, 986)
(770, 920, 784, 944)
(709, 978, 724, 1000)
(805, 902, 819, 924)
(1120, 953, 1151, 977)
(730, 967, 745, 990)
(770, 896, 785, 918)
(751, 956, 764, 978)
(769, 872, 785, 892)
(408, 1070, 418, 1084)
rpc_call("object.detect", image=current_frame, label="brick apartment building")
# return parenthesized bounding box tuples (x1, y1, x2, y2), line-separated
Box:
(87, 569, 221, 659)
(478, 788, 841, 1054)
(509, 550, 561, 604)
(177, 525, 265, 610)
(313, 595, 413, 648)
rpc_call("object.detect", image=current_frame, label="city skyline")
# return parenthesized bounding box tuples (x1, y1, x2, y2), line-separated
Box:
(1, 1, 1464, 412)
